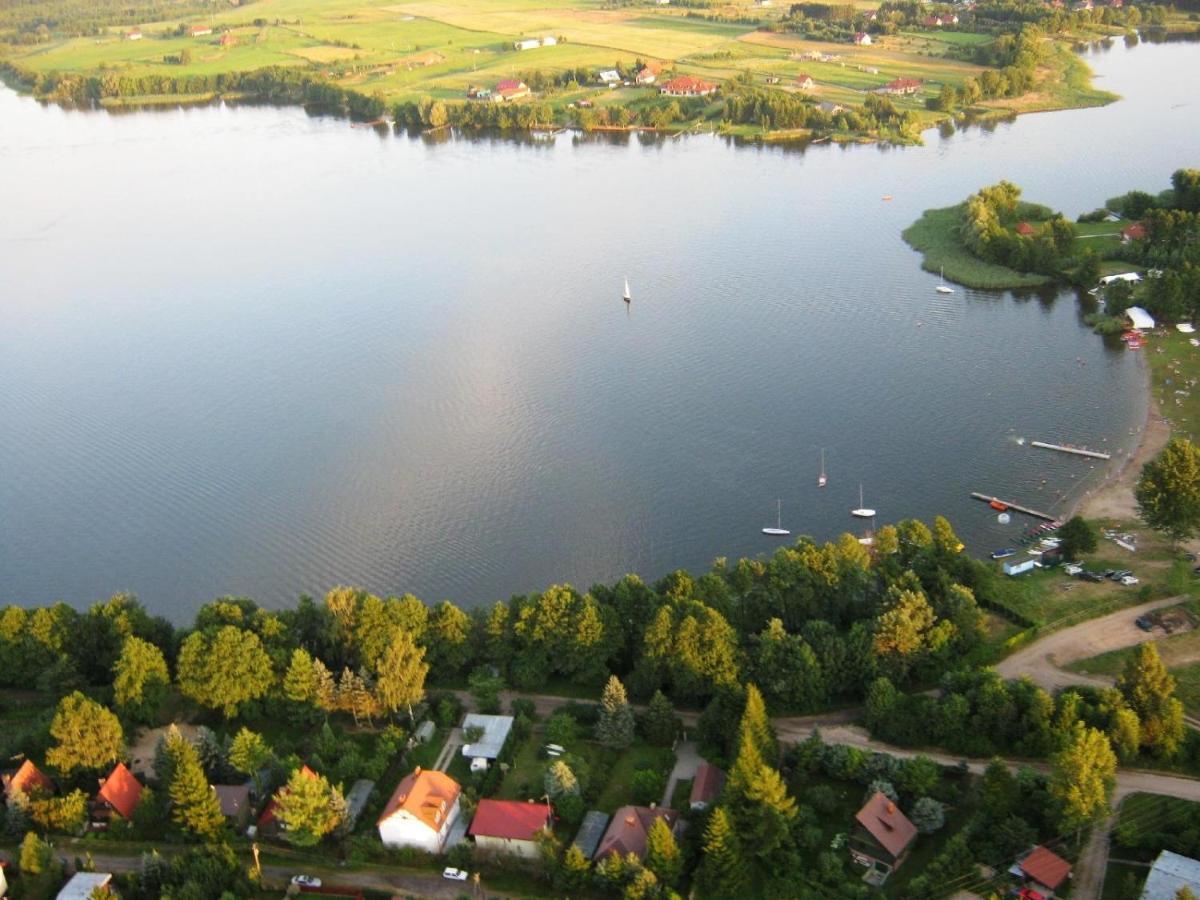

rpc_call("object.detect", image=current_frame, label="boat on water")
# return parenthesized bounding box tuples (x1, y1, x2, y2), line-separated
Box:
(762, 499, 791, 536)
(991, 548, 1017, 559)
(936, 266, 955, 294)
(851, 484, 875, 518)
(622, 277, 631, 303)
(818, 448, 827, 488)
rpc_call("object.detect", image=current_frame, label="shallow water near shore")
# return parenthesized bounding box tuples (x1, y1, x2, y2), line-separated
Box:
(2, 40, 1199, 619)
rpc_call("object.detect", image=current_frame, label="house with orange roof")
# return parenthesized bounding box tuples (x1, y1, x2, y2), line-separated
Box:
(95, 762, 143, 823)
(659, 76, 717, 97)
(468, 799, 551, 858)
(849, 792, 917, 885)
(377, 767, 462, 853)
(1018, 845, 1072, 896)
(2, 759, 54, 799)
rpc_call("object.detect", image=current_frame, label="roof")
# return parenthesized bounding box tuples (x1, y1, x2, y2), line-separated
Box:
(469, 799, 551, 841)
(884, 77, 922, 90)
(1016, 221, 1036, 235)
(259, 765, 319, 826)
(1021, 845, 1071, 890)
(1122, 221, 1147, 240)
(689, 761, 726, 806)
(796, 73, 814, 83)
(461, 714, 514, 760)
(595, 806, 678, 861)
(97, 762, 143, 820)
(1127, 306, 1156, 330)
(1141, 850, 1200, 899)
(496, 79, 526, 92)
(660, 76, 716, 93)
(378, 768, 461, 833)
(56, 872, 113, 899)
(344, 779, 376, 828)
(3, 759, 53, 797)
(573, 810, 610, 859)
(213, 783, 251, 818)
(855, 792, 917, 861)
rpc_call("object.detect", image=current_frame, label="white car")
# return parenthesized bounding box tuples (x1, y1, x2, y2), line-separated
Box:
(1121, 575, 1140, 586)
(443, 868, 469, 881)
(291, 875, 322, 888)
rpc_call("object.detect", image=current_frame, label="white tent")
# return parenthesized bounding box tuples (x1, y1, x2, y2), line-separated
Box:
(1127, 306, 1156, 330)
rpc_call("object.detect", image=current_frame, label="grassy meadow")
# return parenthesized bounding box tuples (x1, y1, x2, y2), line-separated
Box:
(901, 204, 1055, 290)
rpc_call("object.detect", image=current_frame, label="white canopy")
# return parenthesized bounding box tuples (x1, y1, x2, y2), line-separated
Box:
(1127, 306, 1156, 330)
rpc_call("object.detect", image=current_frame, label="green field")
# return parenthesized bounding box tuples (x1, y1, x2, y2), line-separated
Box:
(901, 204, 1054, 290)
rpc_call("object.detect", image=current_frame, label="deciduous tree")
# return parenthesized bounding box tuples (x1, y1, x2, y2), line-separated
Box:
(1050, 722, 1116, 836)
(1118, 642, 1185, 757)
(1057, 516, 1098, 561)
(46, 691, 125, 775)
(274, 767, 345, 847)
(176, 625, 274, 718)
(112, 636, 169, 723)
(374, 628, 429, 722)
(1137, 437, 1200, 544)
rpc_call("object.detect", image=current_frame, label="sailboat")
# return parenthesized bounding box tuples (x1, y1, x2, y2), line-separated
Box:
(936, 266, 955, 294)
(817, 449, 827, 488)
(762, 499, 791, 536)
(623, 277, 631, 303)
(851, 484, 876, 518)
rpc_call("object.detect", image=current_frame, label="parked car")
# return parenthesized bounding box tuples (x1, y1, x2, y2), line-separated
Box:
(1136, 616, 1154, 631)
(291, 875, 322, 888)
(1063, 563, 1083, 576)
(1109, 569, 1133, 581)
(443, 868, 469, 882)
(1081, 571, 1105, 582)
(1121, 575, 1140, 586)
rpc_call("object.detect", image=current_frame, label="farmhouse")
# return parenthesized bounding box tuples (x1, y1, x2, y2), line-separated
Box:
(461, 713, 515, 771)
(659, 76, 717, 97)
(2, 759, 54, 799)
(468, 799, 551, 858)
(795, 74, 815, 90)
(636, 63, 661, 85)
(94, 763, 143, 824)
(1141, 850, 1200, 899)
(854, 31, 873, 45)
(187, 24, 212, 37)
(1122, 221, 1146, 242)
(689, 761, 726, 811)
(1015, 845, 1072, 896)
(125, 29, 142, 40)
(878, 77, 922, 95)
(377, 768, 462, 853)
(849, 792, 917, 884)
(595, 806, 680, 862)
(495, 80, 530, 101)
(513, 38, 540, 51)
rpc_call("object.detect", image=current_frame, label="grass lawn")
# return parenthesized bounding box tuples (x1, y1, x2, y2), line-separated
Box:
(1149, 331, 1200, 443)
(901, 204, 1053, 290)
(593, 742, 675, 813)
(1102, 861, 1148, 900)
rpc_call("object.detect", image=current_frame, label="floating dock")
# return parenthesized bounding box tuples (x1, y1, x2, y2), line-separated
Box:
(1030, 440, 1111, 460)
(970, 492, 1057, 522)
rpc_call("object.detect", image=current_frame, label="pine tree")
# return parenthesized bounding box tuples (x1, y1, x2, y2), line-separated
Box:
(596, 675, 636, 749)
(166, 729, 224, 841)
(1118, 642, 1185, 757)
(313, 658, 337, 714)
(696, 807, 746, 898)
(740, 684, 776, 761)
(644, 816, 682, 888)
(273, 768, 345, 847)
(283, 648, 318, 705)
(643, 690, 680, 747)
(623, 867, 659, 900)
(559, 843, 592, 891)
(544, 759, 580, 798)
(374, 628, 429, 722)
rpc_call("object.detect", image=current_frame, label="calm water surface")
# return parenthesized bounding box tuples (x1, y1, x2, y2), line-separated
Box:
(3, 40, 1200, 619)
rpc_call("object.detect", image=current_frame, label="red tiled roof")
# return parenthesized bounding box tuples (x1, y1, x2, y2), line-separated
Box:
(1021, 845, 1072, 890)
(885, 77, 922, 90)
(97, 763, 143, 820)
(3, 760, 53, 798)
(468, 799, 550, 841)
(595, 806, 678, 861)
(796, 73, 814, 84)
(496, 79, 526, 92)
(1122, 222, 1146, 240)
(260, 765, 318, 826)
(689, 761, 726, 807)
(1016, 221, 1036, 235)
(660, 76, 716, 93)
(855, 792, 917, 860)
(377, 768, 461, 833)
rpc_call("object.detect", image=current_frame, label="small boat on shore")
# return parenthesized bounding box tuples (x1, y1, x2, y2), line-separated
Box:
(991, 548, 1017, 559)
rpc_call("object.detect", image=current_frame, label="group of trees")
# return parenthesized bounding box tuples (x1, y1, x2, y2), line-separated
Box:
(960, 180, 1079, 276)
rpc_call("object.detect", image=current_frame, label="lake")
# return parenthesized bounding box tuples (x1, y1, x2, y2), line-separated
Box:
(3, 39, 1199, 620)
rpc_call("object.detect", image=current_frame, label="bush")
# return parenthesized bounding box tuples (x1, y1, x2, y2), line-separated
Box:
(544, 713, 580, 748)
(631, 769, 666, 806)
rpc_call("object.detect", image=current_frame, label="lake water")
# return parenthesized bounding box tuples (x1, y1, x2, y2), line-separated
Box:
(3, 39, 1200, 620)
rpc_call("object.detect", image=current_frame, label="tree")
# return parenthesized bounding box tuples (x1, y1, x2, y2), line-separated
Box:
(1118, 642, 1186, 757)
(374, 628, 429, 722)
(166, 729, 224, 841)
(1137, 437, 1200, 544)
(558, 842, 592, 892)
(644, 816, 682, 888)
(468, 666, 504, 714)
(910, 797, 946, 833)
(178, 48, 191, 65)
(113, 636, 169, 723)
(642, 690, 680, 747)
(1108, 706, 1141, 763)
(1056, 516, 1098, 561)
(426, 601, 472, 676)
(544, 759, 580, 798)
(872, 588, 937, 678)
(740, 683, 776, 761)
(46, 691, 125, 775)
(696, 807, 747, 898)
(229, 728, 272, 793)
(177, 625, 274, 718)
(1050, 722, 1117, 836)
(631, 770, 666, 806)
(20, 831, 53, 875)
(597, 675, 636, 749)
(544, 712, 580, 748)
(283, 648, 319, 706)
(273, 768, 345, 847)
(29, 789, 88, 834)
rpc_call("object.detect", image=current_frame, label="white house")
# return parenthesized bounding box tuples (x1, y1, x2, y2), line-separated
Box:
(1127, 306, 1156, 330)
(57, 873, 114, 899)
(377, 768, 462, 853)
(599, 70, 621, 84)
(1099, 272, 1142, 286)
(854, 31, 873, 45)
(1003, 558, 1037, 576)
(540, 35, 558, 46)
(514, 38, 540, 51)
(461, 713, 515, 771)
(1141, 850, 1200, 899)
(468, 799, 551, 858)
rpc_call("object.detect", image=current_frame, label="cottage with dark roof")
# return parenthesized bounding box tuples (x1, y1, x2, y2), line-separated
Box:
(689, 761, 726, 811)
(595, 806, 678, 862)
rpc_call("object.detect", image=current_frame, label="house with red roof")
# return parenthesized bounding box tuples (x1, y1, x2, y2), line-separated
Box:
(854, 31, 873, 45)
(1016, 221, 1037, 236)
(1018, 845, 1072, 896)
(659, 76, 717, 97)
(878, 77, 922, 96)
(125, 29, 142, 40)
(636, 62, 662, 85)
(849, 792, 917, 885)
(689, 761, 726, 811)
(187, 24, 212, 37)
(95, 763, 143, 823)
(495, 79, 531, 101)
(595, 806, 679, 862)
(795, 74, 815, 90)
(377, 768, 462, 853)
(1121, 221, 1146, 243)
(468, 799, 551, 858)
(2, 760, 54, 799)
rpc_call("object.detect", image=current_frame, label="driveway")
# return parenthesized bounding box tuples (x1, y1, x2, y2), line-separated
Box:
(661, 741, 701, 808)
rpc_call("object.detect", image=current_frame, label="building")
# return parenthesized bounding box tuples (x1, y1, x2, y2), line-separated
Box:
(1141, 850, 1200, 899)
(689, 761, 726, 811)
(595, 806, 679, 862)
(599, 70, 621, 85)
(514, 38, 540, 51)
(878, 77, 922, 95)
(850, 792, 917, 884)
(495, 80, 530, 101)
(1122, 221, 1147, 243)
(125, 29, 142, 40)
(818, 101, 847, 115)
(1003, 558, 1037, 576)
(2, 759, 54, 799)
(1127, 306, 1156, 331)
(461, 714, 515, 771)
(214, 784, 252, 828)
(1016, 845, 1072, 896)
(187, 24, 212, 37)
(795, 74, 815, 90)
(659, 76, 717, 97)
(540, 36, 557, 46)
(468, 799, 551, 858)
(1099, 271, 1142, 286)
(219, 32, 237, 47)
(573, 810, 610, 860)
(1016, 221, 1036, 236)
(636, 64, 661, 85)
(344, 779, 376, 830)
(854, 31, 873, 45)
(377, 768, 462, 853)
(56, 873, 113, 899)
(95, 762, 143, 824)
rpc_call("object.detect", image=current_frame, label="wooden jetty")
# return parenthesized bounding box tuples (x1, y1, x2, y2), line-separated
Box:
(1030, 440, 1111, 460)
(970, 492, 1057, 522)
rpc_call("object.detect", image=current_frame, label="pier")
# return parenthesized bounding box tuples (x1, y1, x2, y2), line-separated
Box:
(1030, 440, 1111, 460)
(970, 492, 1057, 522)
